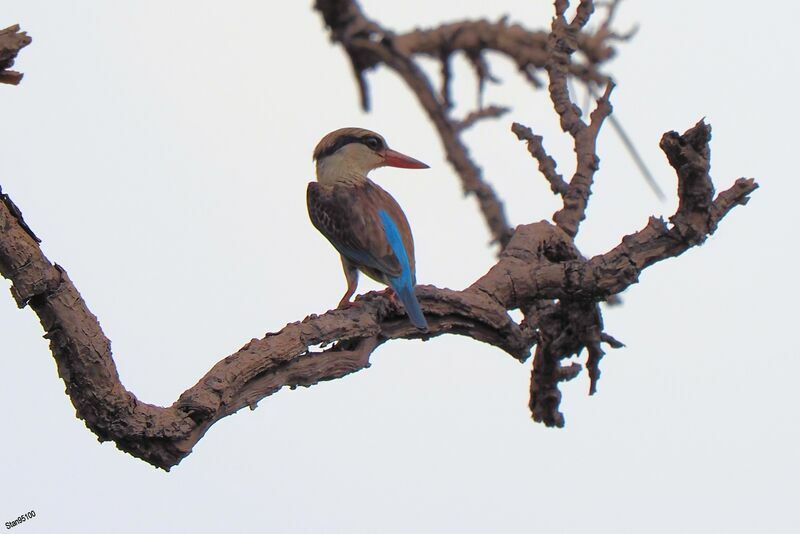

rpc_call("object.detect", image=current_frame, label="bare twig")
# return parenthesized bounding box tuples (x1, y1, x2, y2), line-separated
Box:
(511, 122, 568, 196)
(456, 105, 510, 132)
(587, 83, 666, 200)
(546, 2, 616, 237)
(0, 25, 31, 85)
(344, 17, 612, 88)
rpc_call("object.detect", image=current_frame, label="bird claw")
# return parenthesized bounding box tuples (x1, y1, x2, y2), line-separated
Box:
(338, 289, 399, 310)
(337, 299, 358, 310)
(378, 288, 400, 307)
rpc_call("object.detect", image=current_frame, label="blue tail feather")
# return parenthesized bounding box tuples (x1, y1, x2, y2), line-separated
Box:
(378, 208, 428, 330)
(393, 282, 428, 330)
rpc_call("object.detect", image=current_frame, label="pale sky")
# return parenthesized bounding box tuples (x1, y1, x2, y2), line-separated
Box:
(1, 1, 797, 533)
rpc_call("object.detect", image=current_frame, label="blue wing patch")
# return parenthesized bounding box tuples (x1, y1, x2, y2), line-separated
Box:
(378, 210, 412, 289)
(379, 210, 427, 330)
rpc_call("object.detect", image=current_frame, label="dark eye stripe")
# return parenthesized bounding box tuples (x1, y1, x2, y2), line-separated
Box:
(315, 135, 360, 159)
(316, 135, 384, 160)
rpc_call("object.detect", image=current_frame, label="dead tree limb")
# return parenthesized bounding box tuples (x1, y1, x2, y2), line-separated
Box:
(0, 2, 757, 469)
(0, 116, 755, 466)
(0, 25, 31, 85)
(314, 0, 628, 248)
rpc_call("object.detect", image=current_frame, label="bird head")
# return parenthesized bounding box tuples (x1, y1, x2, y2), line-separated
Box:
(313, 127, 428, 185)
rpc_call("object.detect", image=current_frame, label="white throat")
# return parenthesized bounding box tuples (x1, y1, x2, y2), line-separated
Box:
(315, 143, 381, 185)
(316, 155, 367, 185)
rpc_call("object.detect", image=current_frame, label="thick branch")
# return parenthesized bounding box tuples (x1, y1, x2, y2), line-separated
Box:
(476, 123, 757, 305)
(479, 119, 756, 425)
(0, 187, 529, 469)
(0, 117, 755, 465)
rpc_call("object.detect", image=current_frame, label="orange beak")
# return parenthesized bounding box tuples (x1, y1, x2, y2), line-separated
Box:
(382, 148, 429, 169)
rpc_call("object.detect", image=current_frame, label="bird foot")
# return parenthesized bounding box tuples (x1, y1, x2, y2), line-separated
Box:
(341, 290, 399, 309)
(337, 298, 359, 310)
(379, 288, 400, 308)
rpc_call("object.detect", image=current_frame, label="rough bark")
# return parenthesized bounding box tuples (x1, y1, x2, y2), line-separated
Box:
(0, 2, 758, 468)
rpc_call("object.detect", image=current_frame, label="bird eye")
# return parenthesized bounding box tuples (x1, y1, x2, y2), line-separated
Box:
(363, 136, 382, 151)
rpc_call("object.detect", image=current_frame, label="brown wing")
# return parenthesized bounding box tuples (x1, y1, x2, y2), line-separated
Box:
(363, 180, 416, 280)
(307, 181, 403, 278)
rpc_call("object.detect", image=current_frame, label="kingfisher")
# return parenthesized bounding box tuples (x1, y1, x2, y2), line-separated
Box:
(307, 127, 429, 330)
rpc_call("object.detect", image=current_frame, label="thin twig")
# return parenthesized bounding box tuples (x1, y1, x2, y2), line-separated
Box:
(588, 84, 666, 200)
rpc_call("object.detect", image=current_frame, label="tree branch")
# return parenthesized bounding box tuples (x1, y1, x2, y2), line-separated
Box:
(0, 25, 31, 85)
(456, 105, 511, 132)
(4, 117, 755, 463)
(0, 2, 759, 467)
(511, 122, 568, 196)
(0, 118, 755, 466)
(543, 2, 617, 237)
